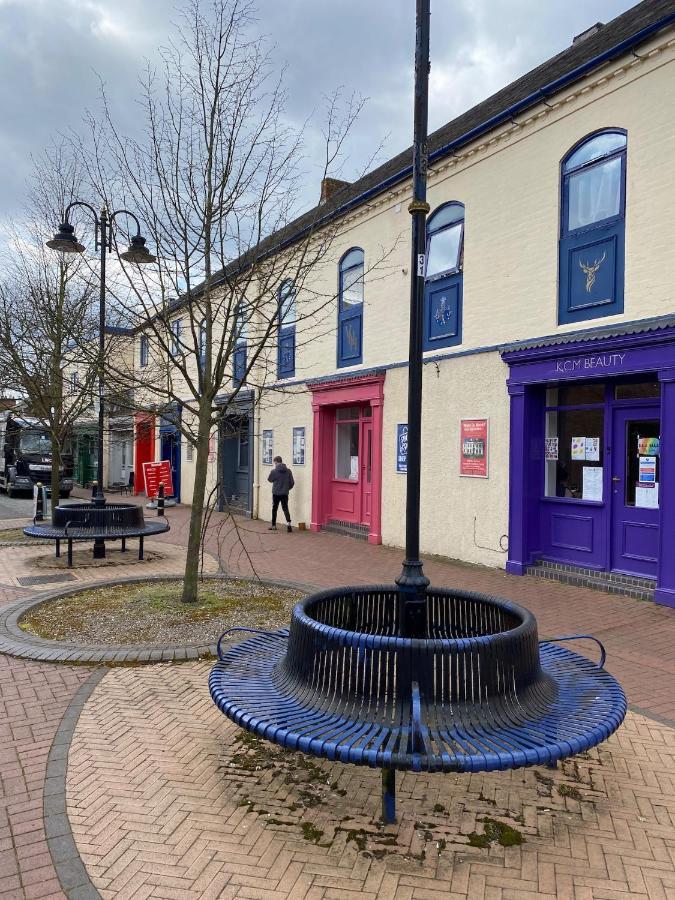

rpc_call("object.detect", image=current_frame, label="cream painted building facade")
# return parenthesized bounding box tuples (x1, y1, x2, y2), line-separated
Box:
(121, 1, 675, 605)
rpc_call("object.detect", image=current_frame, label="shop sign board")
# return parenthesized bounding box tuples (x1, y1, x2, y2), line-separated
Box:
(292, 427, 305, 465)
(460, 418, 488, 478)
(262, 430, 273, 465)
(143, 460, 174, 498)
(396, 424, 408, 473)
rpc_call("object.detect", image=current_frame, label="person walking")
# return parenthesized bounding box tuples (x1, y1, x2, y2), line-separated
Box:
(267, 455, 294, 532)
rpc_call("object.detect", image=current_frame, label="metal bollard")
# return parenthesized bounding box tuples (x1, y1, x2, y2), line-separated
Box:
(91, 481, 98, 502)
(34, 482, 45, 522)
(157, 482, 165, 516)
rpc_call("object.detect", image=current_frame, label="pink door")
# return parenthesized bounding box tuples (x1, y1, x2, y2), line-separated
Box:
(330, 406, 361, 523)
(361, 420, 373, 526)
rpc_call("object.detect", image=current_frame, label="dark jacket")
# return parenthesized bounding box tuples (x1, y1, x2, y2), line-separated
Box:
(268, 463, 295, 495)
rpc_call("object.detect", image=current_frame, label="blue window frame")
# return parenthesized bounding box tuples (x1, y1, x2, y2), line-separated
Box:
(559, 130, 626, 324)
(277, 280, 296, 378)
(337, 248, 364, 367)
(233, 305, 247, 387)
(140, 334, 149, 368)
(423, 202, 464, 351)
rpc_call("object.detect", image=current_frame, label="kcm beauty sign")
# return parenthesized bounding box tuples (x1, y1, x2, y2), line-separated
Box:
(555, 352, 626, 374)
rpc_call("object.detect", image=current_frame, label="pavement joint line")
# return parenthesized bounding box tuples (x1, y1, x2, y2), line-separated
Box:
(44, 667, 107, 900)
(0, 571, 314, 664)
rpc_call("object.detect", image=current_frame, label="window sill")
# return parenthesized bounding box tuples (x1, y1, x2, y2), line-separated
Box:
(541, 496, 604, 507)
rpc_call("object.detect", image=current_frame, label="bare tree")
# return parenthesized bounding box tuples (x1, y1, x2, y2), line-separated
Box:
(83, 0, 392, 603)
(0, 145, 100, 503)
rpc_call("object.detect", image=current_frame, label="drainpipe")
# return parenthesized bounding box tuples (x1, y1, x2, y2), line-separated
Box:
(253, 386, 262, 519)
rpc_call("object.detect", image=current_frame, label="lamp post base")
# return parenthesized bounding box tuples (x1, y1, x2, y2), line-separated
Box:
(93, 538, 106, 559)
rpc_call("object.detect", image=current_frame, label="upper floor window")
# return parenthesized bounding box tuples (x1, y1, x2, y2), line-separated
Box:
(337, 248, 364, 367)
(233, 304, 247, 387)
(140, 335, 149, 368)
(69, 371, 80, 395)
(277, 280, 296, 378)
(559, 130, 626, 324)
(170, 319, 182, 357)
(423, 202, 464, 351)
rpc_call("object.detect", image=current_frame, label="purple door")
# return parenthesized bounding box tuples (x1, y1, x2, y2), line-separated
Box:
(611, 407, 660, 578)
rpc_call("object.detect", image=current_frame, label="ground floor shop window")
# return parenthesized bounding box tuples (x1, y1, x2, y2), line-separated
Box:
(545, 402, 604, 501)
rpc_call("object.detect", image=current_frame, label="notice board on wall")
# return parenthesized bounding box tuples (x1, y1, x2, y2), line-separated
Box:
(143, 460, 174, 498)
(460, 418, 489, 478)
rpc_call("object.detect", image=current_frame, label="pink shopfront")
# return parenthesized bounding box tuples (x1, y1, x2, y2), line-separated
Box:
(309, 373, 384, 544)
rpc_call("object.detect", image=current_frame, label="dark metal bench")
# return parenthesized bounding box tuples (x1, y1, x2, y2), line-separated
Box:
(24, 502, 169, 566)
(210, 585, 626, 822)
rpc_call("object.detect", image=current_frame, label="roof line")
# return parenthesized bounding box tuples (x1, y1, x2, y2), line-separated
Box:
(212, 7, 675, 288)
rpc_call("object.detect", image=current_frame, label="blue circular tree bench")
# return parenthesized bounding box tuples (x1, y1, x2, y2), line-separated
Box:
(210, 585, 626, 822)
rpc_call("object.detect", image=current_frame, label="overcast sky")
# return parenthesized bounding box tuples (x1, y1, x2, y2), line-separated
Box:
(0, 0, 637, 229)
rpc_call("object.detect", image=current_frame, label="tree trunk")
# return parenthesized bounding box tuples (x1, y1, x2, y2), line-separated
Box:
(50, 435, 62, 517)
(180, 400, 212, 604)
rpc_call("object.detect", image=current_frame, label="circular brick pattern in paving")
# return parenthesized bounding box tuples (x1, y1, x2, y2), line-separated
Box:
(66, 660, 675, 899)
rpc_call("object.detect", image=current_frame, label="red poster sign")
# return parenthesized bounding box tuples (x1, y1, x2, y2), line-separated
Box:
(460, 418, 489, 478)
(142, 460, 174, 498)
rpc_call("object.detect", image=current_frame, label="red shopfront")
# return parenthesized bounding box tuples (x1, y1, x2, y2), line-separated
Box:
(309, 373, 384, 544)
(133, 413, 155, 495)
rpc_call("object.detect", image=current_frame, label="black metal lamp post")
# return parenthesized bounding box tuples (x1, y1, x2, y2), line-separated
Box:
(395, 0, 431, 637)
(46, 202, 155, 558)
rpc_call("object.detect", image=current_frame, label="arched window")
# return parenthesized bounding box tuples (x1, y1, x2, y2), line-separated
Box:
(277, 280, 296, 378)
(139, 334, 149, 368)
(337, 248, 364, 367)
(423, 202, 464, 350)
(559, 130, 626, 323)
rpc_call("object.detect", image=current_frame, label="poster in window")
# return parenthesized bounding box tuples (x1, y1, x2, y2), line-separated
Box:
(262, 429, 273, 465)
(545, 437, 558, 461)
(638, 455, 656, 483)
(571, 437, 586, 460)
(460, 419, 488, 478)
(638, 437, 659, 456)
(584, 437, 600, 462)
(582, 466, 603, 501)
(396, 424, 408, 473)
(636, 483, 659, 509)
(292, 427, 305, 465)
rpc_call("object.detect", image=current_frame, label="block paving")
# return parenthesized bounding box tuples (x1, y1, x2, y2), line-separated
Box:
(0, 496, 673, 898)
(68, 661, 675, 900)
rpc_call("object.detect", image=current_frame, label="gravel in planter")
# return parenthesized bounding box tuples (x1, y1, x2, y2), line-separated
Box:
(19, 579, 303, 646)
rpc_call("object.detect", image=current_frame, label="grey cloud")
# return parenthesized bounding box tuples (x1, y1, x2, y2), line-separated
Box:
(0, 0, 637, 226)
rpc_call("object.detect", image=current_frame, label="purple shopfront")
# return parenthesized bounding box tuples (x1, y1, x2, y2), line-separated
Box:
(503, 322, 675, 608)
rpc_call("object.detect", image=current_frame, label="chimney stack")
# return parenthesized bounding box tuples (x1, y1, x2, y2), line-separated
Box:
(320, 177, 351, 206)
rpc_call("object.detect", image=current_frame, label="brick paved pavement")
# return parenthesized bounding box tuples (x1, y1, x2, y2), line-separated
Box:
(0, 492, 669, 898)
(68, 661, 675, 900)
(74, 492, 675, 724)
(0, 641, 91, 900)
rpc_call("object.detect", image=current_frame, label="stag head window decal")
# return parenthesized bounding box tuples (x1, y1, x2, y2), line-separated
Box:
(579, 251, 606, 292)
(559, 130, 626, 324)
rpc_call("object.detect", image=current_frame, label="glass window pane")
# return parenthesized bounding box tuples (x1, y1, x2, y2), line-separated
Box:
(341, 248, 364, 270)
(238, 421, 249, 470)
(279, 282, 296, 327)
(427, 203, 464, 234)
(615, 381, 660, 400)
(340, 264, 364, 310)
(336, 406, 360, 421)
(564, 132, 626, 172)
(426, 223, 462, 277)
(335, 422, 359, 480)
(625, 420, 660, 507)
(546, 383, 605, 407)
(567, 156, 621, 230)
(544, 407, 604, 500)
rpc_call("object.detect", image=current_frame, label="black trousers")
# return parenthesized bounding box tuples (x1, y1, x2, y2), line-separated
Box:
(272, 494, 291, 525)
